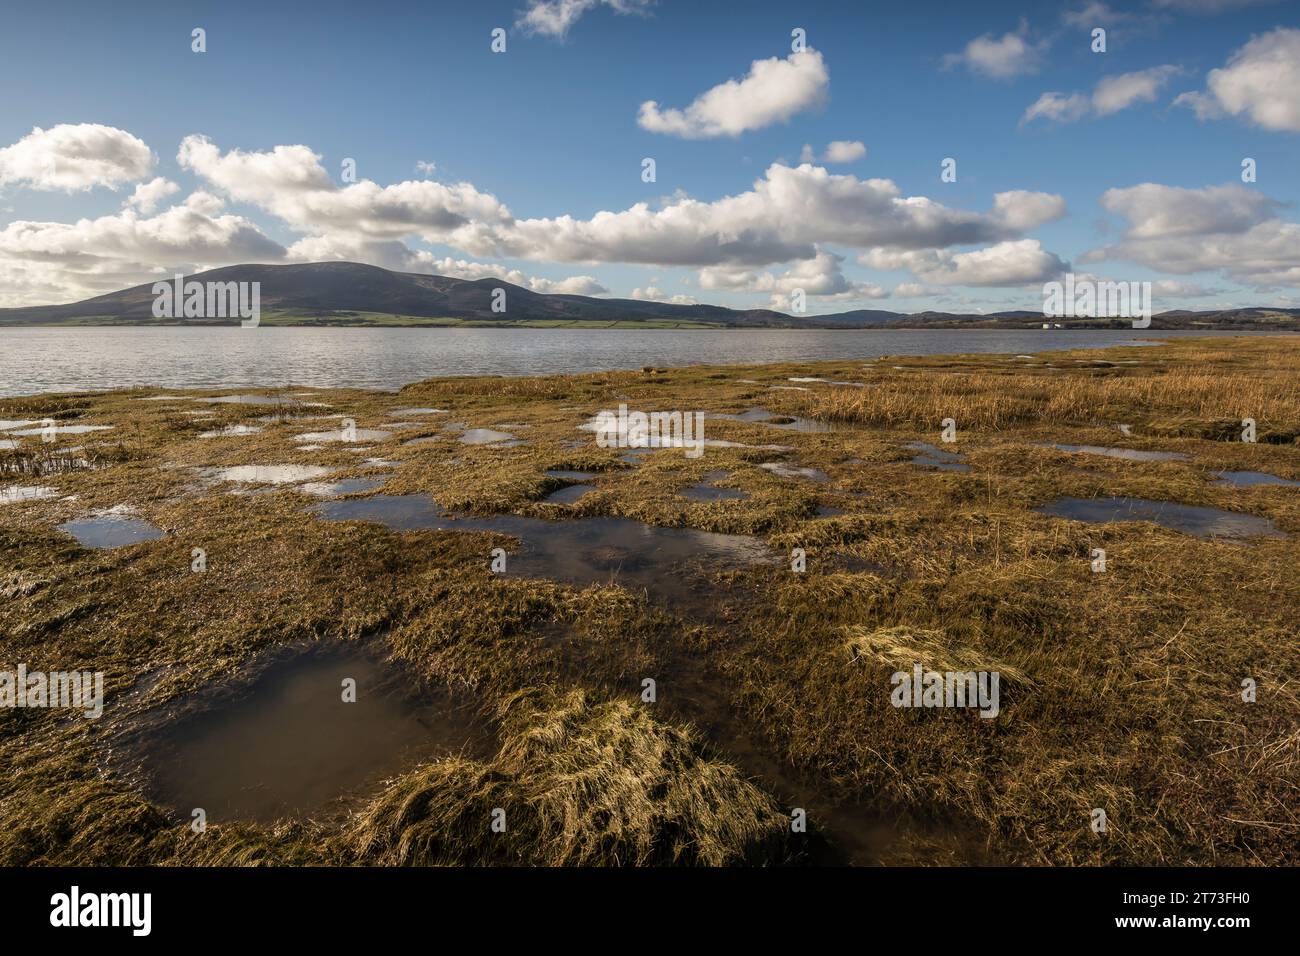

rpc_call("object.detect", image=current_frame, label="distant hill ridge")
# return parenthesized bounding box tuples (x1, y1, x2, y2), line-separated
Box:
(2, 261, 1298, 330)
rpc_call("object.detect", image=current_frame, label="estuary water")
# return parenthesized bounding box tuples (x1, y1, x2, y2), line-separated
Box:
(0, 326, 1263, 398)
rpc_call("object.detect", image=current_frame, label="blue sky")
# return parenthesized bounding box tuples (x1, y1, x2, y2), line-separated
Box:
(1, 0, 1297, 312)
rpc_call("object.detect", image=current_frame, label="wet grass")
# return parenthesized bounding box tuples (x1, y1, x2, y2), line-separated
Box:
(0, 335, 1297, 866)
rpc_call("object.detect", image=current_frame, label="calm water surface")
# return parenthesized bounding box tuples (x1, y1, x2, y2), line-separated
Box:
(0, 327, 1265, 398)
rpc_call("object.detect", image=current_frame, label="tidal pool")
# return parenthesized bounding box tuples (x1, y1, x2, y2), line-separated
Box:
(58, 514, 165, 549)
(759, 462, 830, 482)
(313, 494, 774, 603)
(203, 465, 333, 485)
(682, 471, 748, 502)
(299, 477, 388, 497)
(906, 442, 970, 472)
(135, 645, 487, 824)
(1042, 443, 1187, 462)
(1214, 470, 1300, 488)
(545, 469, 598, 482)
(459, 428, 519, 446)
(0, 485, 57, 504)
(1036, 496, 1284, 540)
(711, 408, 833, 434)
(543, 484, 596, 504)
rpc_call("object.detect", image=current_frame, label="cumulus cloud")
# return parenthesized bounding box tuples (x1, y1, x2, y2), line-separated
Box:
(124, 177, 180, 214)
(0, 124, 154, 192)
(823, 140, 867, 163)
(943, 20, 1046, 79)
(860, 240, 1068, 287)
(179, 135, 513, 244)
(700, 249, 888, 308)
(629, 285, 696, 304)
(1085, 182, 1300, 287)
(464, 163, 1066, 268)
(1173, 28, 1300, 132)
(517, 0, 653, 38)
(637, 50, 829, 138)
(0, 197, 286, 306)
(1022, 66, 1180, 125)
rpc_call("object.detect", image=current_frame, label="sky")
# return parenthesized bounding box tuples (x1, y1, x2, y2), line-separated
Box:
(0, 0, 1298, 314)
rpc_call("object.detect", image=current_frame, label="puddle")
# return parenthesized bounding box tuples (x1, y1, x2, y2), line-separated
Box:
(1036, 496, 1284, 540)
(0, 485, 57, 504)
(8, 424, 113, 437)
(313, 494, 774, 604)
(198, 424, 264, 438)
(788, 377, 865, 388)
(133, 645, 488, 824)
(0, 420, 38, 430)
(906, 442, 970, 472)
(682, 471, 748, 502)
(58, 514, 165, 549)
(0, 439, 19, 450)
(299, 477, 388, 497)
(295, 428, 393, 443)
(1214, 470, 1300, 488)
(459, 428, 519, 446)
(203, 465, 333, 485)
(1043, 443, 1187, 462)
(712, 408, 833, 434)
(546, 469, 598, 481)
(389, 407, 447, 416)
(201, 394, 293, 406)
(544, 484, 596, 505)
(760, 462, 829, 482)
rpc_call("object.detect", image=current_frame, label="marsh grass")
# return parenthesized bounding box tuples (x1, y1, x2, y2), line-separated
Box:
(1, 335, 1297, 866)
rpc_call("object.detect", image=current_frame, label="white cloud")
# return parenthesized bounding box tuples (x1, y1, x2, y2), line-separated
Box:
(0, 124, 154, 192)
(944, 20, 1046, 79)
(860, 240, 1067, 287)
(892, 282, 936, 297)
(124, 177, 180, 214)
(415, 160, 437, 176)
(700, 249, 888, 309)
(464, 162, 1066, 268)
(517, 0, 653, 38)
(629, 285, 696, 304)
(1086, 182, 1300, 287)
(637, 50, 829, 139)
(179, 135, 513, 243)
(1173, 28, 1300, 132)
(823, 140, 867, 163)
(1022, 92, 1091, 125)
(1092, 66, 1181, 115)
(0, 197, 286, 306)
(1022, 66, 1180, 125)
